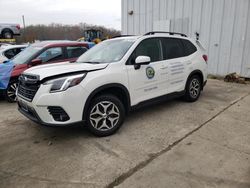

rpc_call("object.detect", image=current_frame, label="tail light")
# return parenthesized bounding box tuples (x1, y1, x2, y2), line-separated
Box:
(16, 24, 21, 30)
(202, 55, 208, 63)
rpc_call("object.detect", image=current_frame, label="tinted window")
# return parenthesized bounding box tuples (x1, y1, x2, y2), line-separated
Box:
(134, 38, 162, 62)
(182, 39, 197, 56)
(66, 46, 87, 58)
(4, 48, 23, 59)
(37, 47, 63, 62)
(162, 38, 185, 60)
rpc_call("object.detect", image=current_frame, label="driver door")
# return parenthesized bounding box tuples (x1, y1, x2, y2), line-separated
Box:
(126, 38, 168, 106)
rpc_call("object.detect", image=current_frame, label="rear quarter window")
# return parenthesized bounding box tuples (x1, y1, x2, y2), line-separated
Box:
(182, 39, 197, 56)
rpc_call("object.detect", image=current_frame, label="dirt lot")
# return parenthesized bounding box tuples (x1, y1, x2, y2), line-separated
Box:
(0, 79, 250, 188)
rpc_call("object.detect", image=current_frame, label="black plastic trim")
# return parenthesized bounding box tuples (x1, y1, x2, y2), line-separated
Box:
(144, 31, 187, 37)
(82, 83, 131, 120)
(131, 90, 185, 111)
(186, 70, 205, 90)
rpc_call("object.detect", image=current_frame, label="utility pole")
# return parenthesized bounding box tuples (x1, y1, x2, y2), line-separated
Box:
(22, 15, 26, 42)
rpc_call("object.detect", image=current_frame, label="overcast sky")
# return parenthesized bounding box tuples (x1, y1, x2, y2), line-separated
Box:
(0, 0, 121, 30)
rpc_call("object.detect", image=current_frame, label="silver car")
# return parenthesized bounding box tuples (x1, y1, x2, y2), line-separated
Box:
(0, 23, 21, 39)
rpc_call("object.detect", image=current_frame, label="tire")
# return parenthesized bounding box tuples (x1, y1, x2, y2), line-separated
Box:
(2, 29, 13, 39)
(5, 80, 18, 103)
(86, 94, 125, 137)
(183, 75, 202, 102)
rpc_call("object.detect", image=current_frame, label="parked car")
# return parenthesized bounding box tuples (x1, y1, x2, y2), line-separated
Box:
(0, 23, 21, 39)
(0, 43, 12, 47)
(0, 44, 27, 63)
(0, 41, 89, 102)
(17, 32, 208, 136)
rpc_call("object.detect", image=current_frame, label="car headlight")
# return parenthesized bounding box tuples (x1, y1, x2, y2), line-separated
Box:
(44, 73, 87, 93)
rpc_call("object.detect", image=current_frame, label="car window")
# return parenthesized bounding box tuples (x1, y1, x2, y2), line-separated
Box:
(77, 38, 135, 64)
(12, 46, 42, 65)
(4, 49, 16, 59)
(182, 39, 197, 56)
(37, 47, 63, 63)
(4, 48, 23, 59)
(162, 38, 185, 60)
(134, 38, 162, 63)
(66, 46, 87, 58)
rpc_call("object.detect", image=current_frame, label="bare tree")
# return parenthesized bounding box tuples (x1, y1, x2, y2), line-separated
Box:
(15, 23, 121, 43)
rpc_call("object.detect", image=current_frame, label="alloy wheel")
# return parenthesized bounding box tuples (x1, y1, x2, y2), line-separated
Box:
(89, 101, 120, 131)
(7, 82, 17, 102)
(189, 78, 200, 98)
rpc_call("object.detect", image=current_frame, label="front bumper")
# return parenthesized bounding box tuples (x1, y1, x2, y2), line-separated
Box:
(17, 83, 89, 126)
(18, 103, 84, 127)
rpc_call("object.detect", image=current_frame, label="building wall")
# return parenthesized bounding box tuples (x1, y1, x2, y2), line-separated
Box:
(122, 0, 250, 77)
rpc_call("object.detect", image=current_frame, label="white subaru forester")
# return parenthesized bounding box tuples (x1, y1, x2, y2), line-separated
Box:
(17, 32, 208, 136)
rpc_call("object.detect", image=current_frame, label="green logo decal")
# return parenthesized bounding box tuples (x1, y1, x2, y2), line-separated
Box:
(146, 67, 155, 79)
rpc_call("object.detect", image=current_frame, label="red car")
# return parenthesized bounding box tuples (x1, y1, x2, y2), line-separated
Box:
(1, 41, 89, 102)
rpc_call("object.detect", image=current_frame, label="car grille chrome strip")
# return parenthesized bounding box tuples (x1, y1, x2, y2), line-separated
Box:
(17, 74, 40, 102)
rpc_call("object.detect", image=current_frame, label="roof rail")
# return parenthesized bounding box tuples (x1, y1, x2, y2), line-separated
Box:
(144, 31, 187, 37)
(112, 35, 135, 38)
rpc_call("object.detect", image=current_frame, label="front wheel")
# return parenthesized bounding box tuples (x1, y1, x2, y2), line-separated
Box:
(5, 80, 18, 103)
(86, 94, 125, 137)
(183, 75, 202, 102)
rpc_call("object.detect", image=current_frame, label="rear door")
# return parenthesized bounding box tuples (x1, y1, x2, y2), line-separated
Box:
(161, 38, 188, 93)
(126, 38, 168, 105)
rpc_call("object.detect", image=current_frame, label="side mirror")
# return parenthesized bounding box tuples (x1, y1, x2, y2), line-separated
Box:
(30, 59, 42, 66)
(134, 56, 151, 70)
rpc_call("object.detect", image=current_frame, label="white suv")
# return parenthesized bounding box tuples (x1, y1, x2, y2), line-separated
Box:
(17, 32, 208, 136)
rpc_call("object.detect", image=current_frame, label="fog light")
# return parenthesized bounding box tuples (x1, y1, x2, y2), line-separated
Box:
(47, 106, 70, 122)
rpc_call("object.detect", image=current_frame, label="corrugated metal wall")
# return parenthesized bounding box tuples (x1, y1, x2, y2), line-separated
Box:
(122, 0, 250, 77)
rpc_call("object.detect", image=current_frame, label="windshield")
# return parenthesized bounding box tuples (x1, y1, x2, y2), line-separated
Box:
(77, 38, 135, 64)
(12, 45, 42, 65)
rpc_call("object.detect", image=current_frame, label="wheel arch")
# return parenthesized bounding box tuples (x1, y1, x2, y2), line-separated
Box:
(83, 83, 131, 121)
(186, 70, 205, 90)
(1, 28, 14, 37)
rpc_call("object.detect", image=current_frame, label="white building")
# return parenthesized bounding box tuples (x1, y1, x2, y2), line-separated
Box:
(121, 0, 250, 77)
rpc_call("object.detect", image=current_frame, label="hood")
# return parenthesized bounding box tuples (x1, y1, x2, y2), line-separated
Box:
(23, 61, 108, 80)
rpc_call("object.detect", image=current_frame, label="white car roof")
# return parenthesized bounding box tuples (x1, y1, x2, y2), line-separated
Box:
(0, 44, 28, 51)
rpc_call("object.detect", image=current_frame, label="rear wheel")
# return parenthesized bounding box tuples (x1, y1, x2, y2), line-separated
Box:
(86, 94, 125, 137)
(183, 75, 201, 102)
(2, 29, 13, 39)
(5, 80, 18, 103)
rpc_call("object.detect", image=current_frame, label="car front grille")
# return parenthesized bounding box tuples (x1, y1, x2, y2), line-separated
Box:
(17, 74, 40, 102)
